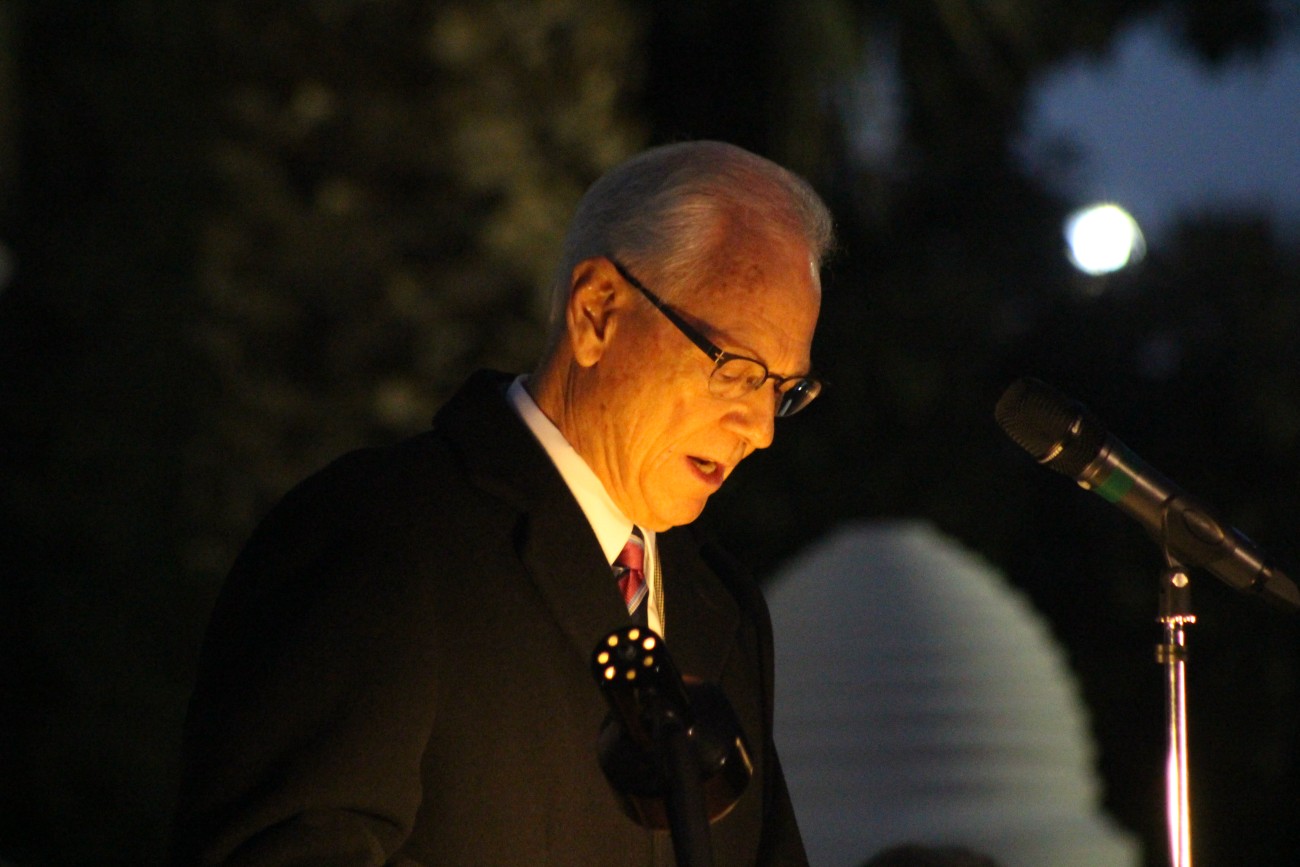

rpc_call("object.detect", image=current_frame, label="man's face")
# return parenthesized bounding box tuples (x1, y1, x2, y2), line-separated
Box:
(571, 235, 821, 532)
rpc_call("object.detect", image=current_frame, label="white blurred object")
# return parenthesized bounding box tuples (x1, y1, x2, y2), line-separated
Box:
(768, 520, 1141, 867)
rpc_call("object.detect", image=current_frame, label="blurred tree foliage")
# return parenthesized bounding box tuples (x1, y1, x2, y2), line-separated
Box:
(0, 0, 1296, 865)
(185, 0, 645, 581)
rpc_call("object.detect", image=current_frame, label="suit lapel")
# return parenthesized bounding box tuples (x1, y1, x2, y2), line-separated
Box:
(658, 528, 740, 684)
(515, 491, 631, 668)
(434, 370, 631, 667)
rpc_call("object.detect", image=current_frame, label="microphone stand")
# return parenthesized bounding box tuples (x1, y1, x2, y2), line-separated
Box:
(593, 627, 751, 867)
(1156, 557, 1195, 867)
(647, 694, 715, 867)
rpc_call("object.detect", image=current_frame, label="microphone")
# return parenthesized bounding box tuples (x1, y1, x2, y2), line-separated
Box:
(591, 626, 752, 831)
(995, 377, 1300, 612)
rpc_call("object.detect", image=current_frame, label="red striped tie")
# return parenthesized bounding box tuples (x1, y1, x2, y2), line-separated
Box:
(615, 531, 646, 617)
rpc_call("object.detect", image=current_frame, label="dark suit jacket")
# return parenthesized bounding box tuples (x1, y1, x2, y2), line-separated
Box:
(172, 370, 808, 866)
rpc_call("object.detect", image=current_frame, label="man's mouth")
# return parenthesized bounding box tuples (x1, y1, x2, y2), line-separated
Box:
(688, 456, 724, 484)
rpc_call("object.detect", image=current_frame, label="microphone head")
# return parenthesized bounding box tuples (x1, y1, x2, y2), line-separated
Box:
(995, 378, 1107, 478)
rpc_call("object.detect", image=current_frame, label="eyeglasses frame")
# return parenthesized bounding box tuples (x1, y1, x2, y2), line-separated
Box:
(606, 257, 822, 417)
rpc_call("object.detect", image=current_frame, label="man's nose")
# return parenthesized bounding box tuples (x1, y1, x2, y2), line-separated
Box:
(724, 387, 777, 451)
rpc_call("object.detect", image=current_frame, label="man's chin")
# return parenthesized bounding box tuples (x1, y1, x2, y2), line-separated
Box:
(643, 496, 710, 533)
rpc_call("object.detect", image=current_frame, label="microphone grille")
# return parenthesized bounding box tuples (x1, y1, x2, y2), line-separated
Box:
(995, 378, 1105, 477)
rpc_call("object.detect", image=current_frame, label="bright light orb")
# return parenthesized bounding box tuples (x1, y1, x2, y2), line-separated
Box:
(1064, 203, 1146, 275)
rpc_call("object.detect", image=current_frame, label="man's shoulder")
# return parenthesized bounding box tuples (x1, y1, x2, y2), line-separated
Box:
(285, 370, 524, 512)
(226, 434, 461, 582)
(242, 383, 513, 548)
(290, 429, 459, 509)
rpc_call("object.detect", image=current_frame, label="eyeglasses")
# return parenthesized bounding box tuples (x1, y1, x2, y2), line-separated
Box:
(608, 258, 822, 418)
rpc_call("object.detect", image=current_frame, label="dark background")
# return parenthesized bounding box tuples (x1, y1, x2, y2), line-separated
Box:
(2, 2, 1298, 865)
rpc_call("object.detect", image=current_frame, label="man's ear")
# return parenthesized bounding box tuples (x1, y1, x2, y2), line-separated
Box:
(565, 257, 624, 368)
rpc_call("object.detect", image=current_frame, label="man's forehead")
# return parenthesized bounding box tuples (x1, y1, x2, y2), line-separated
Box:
(691, 271, 819, 364)
(684, 236, 818, 298)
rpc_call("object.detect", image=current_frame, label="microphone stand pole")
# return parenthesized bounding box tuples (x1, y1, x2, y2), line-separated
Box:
(652, 703, 714, 867)
(594, 627, 745, 867)
(1157, 559, 1195, 867)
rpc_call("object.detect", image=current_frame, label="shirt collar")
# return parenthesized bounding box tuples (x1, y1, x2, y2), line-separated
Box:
(507, 376, 638, 565)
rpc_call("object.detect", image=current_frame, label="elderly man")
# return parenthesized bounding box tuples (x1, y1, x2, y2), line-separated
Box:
(172, 140, 833, 866)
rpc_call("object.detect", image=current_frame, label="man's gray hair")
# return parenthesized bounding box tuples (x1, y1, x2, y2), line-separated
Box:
(545, 140, 834, 333)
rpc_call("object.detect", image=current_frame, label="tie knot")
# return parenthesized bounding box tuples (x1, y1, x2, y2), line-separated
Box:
(615, 532, 644, 573)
